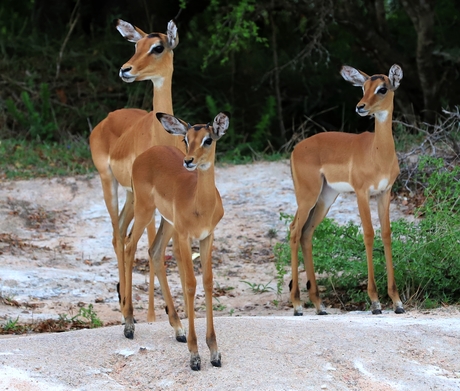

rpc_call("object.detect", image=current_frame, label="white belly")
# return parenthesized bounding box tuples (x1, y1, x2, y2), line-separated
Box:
(328, 178, 391, 195)
(328, 181, 354, 193)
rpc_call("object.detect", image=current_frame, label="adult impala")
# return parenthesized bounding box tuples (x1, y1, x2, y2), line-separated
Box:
(289, 64, 405, 316)
(124, 112, 230, 370)
(89, 19, 184, 322)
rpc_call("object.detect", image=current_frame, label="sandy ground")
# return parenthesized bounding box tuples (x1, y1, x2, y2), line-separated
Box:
(0, 160, 459, 390)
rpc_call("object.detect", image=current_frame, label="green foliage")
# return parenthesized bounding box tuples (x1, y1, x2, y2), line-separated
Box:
(2, 316, 20, 332)
(0, 138, 93, 179)
(240, 280, 275, 294)
(275, 160, 460, 309)
(203, 0, 268, 69)
(6, 83, 58, 141)
(76, 304, 103, 328)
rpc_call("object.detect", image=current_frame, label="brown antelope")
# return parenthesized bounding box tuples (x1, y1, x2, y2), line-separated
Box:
(124, 112, 230, 370)
(89, 19, 185, 323)
(289, 64, 405, 316)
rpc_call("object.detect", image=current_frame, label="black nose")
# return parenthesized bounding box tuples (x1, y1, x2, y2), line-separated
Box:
(184, 158, 194, 165)
(120, 66, 132, 73)
(357, 104, 366, 110)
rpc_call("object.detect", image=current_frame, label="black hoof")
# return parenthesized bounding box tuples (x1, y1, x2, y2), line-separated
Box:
(318, 310, 328, 315)
(211, 358, 221, 367)
(395, 307, 405, 314)
(294, 311, 303, 316)
(176, 335, 187, 343)
(190, 357, 201, 371)
(372, 309, 382, 315)
(124, 330, 134, 339)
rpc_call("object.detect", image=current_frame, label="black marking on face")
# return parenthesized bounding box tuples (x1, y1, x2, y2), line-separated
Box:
(370, 75, 385, 81)
(147, 33, 161, 39)
(192, 125, 206, 131)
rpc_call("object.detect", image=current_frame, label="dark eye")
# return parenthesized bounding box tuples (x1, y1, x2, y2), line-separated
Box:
(378, 87, 388, 94)
(150, 45, 164, 54)
(204, 138, 213, 146)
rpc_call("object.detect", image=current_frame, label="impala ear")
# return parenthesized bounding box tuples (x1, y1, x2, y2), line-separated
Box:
(115, 19, 146, 43)
(340, 65, 370, 87)
(156, 113, 188, 135)
(167, 20, 179, 49)
(388, 64, 403, 90)
(212, 112, 230, 139)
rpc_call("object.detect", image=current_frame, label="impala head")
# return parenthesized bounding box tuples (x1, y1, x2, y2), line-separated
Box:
(340, 64, 403, 120)
(156, 112, 230, 171)
(116, 19, 179, 84)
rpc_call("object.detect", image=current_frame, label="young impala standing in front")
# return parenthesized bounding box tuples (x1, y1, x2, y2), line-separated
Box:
(290, 64, 405, 316)
(124, 112, 230, 370)
(89, 19, 185, 323)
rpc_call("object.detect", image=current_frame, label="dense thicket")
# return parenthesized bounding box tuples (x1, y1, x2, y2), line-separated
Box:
(1, 0, 459, 156)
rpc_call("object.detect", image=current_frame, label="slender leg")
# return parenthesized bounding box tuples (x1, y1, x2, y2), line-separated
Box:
(179, 237, 200, 370)
(123, 202, 155, 339)
(172, 231, 188, 318)
(377, 190, 404, 313)
(356, 191, 381, 314)
(146, 217, 157, 322)
(300, 184, 338, 315)
(149, 219, 186, 342)
(289, 172, 324, 316)
(200, 233, 221, 367)
(289, 208, 310, 316)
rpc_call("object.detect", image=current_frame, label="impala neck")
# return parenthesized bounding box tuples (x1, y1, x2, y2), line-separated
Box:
(373, 103, 395, 156)
(152, 72, 173, 115)
(195, 154, 217, 206)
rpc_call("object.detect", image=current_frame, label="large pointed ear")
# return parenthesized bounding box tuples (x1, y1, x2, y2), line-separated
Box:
(167, 20, 179, 49)
(388, 64, 403, 90)
(156, 113, 188, 136)
(340, 65, 370, 87)
(211, 112, 230, 139)
(116, 19, 146, 43)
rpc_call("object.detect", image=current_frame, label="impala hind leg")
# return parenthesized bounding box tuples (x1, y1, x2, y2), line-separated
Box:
(356, 192, 381, 314)
(200, 234, 221, 367)
(289, 208, 311, 316)
(299, 184, 339, 315)
(149, 219, 186, 342)
(377, 190, 404, 314)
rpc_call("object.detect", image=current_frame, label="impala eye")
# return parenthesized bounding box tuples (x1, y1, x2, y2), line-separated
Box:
(203, 138, 213, 146)
(150, 45, 164, 54)
(377, 87, 388, 94)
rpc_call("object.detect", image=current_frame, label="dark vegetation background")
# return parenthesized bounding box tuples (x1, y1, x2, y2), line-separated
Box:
(1, 0, 459, 159)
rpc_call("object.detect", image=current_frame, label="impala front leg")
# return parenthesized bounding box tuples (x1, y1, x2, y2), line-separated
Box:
(200, 233, 221, 367)
(180, 238, 200, 370)
(356, 192, 381, 314)
(149, 219, 186, 342)
(377, 190, 404, 314)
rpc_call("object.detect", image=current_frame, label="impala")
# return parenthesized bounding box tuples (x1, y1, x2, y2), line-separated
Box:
(289, 64, 405, 316)
(89, 19, 184, 323)
(124, 112, 230, 370)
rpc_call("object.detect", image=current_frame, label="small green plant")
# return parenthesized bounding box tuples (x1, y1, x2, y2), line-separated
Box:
(77, 304, 103, 328)
(2, 317, 21, 332)
(241, 280, 275, 294)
